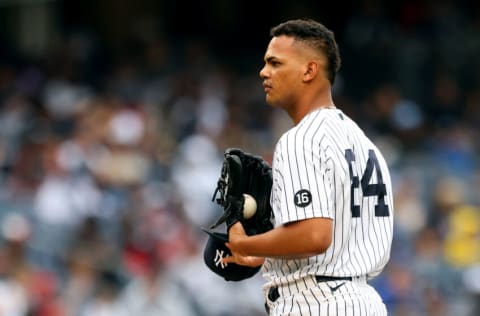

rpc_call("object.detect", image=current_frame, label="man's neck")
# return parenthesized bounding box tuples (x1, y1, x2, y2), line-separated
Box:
(288, 90, 335, 125)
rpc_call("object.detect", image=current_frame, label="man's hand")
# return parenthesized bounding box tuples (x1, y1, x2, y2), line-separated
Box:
(223, 222, 265, 267)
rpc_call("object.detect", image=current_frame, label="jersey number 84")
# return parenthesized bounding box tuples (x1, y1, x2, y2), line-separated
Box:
(344, 149, 390, 218)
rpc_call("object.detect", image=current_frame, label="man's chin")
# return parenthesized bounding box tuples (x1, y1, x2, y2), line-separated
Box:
(266, 100, 282, 109)
(265, 95, 276, 107)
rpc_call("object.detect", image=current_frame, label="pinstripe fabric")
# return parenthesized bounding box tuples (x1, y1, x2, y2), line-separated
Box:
(262, 108, 393, 315)
(264, 277, 387, 316)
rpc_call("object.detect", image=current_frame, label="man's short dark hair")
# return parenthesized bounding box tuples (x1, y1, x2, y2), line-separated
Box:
(270, 19, 341, 85)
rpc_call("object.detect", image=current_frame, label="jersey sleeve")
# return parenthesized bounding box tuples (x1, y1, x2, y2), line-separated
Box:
(274, 133, 335, 225)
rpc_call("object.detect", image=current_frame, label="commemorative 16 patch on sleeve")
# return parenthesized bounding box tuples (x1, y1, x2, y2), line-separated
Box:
(294, 189, 312, 207)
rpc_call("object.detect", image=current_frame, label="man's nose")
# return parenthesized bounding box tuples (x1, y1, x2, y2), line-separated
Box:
(259, 66, 268, 79)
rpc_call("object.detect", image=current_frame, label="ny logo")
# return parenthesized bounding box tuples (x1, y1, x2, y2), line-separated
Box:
(214, 249, 229, 269)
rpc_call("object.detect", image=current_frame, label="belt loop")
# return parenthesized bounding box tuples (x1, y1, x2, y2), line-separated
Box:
(352, 275, 367, 283)
(268, 287, 280, 302)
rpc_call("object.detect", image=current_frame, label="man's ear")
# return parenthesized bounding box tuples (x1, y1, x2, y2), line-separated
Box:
(303, 61, 319, 82)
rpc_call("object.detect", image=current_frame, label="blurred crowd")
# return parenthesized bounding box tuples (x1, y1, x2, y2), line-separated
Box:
(0, 1, 479, 315)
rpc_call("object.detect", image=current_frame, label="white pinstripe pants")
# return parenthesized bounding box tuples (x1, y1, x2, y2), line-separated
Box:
(264, 276, 387, 316)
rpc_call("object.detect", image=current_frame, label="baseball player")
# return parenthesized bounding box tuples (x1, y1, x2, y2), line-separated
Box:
(223, 19, 394, 315)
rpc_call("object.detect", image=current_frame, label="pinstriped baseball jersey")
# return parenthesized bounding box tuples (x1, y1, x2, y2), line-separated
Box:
(262, 108, 394, 288)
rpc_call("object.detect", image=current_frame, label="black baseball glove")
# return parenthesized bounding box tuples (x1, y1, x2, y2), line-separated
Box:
(203, 148, 274, 281)
(209, 148, 273, 234)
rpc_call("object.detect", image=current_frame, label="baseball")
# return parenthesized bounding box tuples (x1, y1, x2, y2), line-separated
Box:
(243, 194, 257, 219)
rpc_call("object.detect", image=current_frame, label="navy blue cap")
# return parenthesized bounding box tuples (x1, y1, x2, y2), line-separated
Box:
(202, 229, 261, 281)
